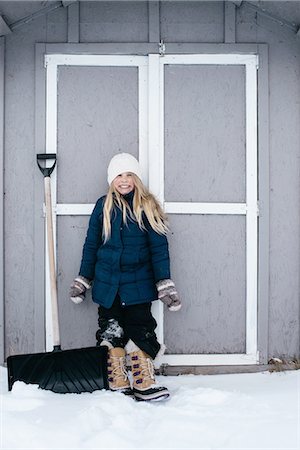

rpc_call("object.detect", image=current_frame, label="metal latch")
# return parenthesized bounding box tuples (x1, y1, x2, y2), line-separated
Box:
(159, 39, 165, 57)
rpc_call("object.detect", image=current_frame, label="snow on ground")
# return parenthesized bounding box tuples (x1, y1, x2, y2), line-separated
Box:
(0, 366, 299, 450)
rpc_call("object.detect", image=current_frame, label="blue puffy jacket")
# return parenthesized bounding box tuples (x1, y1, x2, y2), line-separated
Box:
(79, 191, 171, 308)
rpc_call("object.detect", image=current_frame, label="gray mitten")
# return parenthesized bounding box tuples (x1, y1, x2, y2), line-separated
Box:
(156, 279, 181, 311)
(69, 276, 91, 304)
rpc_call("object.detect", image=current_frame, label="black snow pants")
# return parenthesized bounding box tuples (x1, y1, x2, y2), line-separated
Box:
(96, 295, 160, 359)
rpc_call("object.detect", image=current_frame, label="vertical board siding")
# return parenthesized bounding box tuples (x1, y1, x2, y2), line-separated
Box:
(67, 2, 80, 43)
(79, 1, 148, 43)
(0, 37, 5, 363)
(224, 2, 236, 43)
(34, 43, 47, 353)
(5, 19, 44, 357)
(160, 1, 224, 43)
(257, 44, 270, 364)
(236, 5, 300, 359)
(3, 3, 67, 358)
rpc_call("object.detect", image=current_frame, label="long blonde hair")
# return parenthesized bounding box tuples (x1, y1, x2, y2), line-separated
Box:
(102, 174, 168, 243)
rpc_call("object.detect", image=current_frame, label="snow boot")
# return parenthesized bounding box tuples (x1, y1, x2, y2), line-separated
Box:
(107, 347, 133, 397)
(129, 349, 170, 402)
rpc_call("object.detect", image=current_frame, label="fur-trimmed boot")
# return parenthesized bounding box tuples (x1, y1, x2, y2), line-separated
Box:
(129, 349, 170, 402)
(107, 347, 133, 396)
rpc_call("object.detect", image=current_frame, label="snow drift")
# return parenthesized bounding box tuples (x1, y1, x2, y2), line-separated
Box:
(1, 366, 299, 449)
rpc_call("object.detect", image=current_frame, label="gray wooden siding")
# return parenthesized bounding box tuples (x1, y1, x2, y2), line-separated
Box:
(1, 1, 299, 363)
(236, 5, 300, 360)
(0, 37, 4, 363)
(3, 2, 67, 357)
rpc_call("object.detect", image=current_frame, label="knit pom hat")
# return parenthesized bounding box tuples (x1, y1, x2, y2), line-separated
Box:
(107, 153, 142, 185)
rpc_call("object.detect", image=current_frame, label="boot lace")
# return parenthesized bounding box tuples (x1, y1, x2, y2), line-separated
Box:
(139, 356, 155, 383)
(110, 356, 128, 381)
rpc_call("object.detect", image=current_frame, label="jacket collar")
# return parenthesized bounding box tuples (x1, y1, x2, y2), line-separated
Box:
(112, 189, 135, 208)
(122, 190, 135, 202)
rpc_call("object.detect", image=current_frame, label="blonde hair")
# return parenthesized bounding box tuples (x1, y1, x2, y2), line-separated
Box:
(102, 174, 168, 243)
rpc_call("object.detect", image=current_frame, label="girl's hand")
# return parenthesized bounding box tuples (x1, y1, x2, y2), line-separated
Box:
(156, 279, 182, 311)
(69, 276, 91, 304)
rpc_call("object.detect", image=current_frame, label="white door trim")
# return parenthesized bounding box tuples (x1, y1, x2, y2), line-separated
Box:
(148, 54, 259, 365)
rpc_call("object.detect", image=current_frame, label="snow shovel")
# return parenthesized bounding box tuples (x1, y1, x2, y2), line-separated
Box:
(7, 153, 109, 394)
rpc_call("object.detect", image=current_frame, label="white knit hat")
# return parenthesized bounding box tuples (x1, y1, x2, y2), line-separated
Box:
(107, 153, 142, 185)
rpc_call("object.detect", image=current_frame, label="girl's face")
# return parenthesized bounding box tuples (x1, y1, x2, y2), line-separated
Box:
(113, 172, 135, 195)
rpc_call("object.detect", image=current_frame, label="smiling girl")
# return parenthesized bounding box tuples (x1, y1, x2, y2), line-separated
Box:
(69, 153, 181, 401)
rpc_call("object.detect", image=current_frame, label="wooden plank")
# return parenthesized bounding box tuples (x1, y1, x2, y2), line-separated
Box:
(159, 363, 298, 376)
(162, 53, 257, 65)
(257, 44, 270, 364)
(45, 42, 158, 55)
(224, 2, 236, 43)
(148, 0, 160, 43)
(67, 1, 80, 43)
(165, 202, 247, 215)
(34, 43, 47, 353)
(162, 353, 258, 366)
(44, 42, 260, 56)
(45, 54, 149, 66)
(45, 62, 58, 351)
(148, 54, 162, 201)
(0, 37, 4, 363)
(245, 57, 258, 356)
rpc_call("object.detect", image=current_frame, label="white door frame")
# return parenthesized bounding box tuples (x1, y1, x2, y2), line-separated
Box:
(44, 54, 149, 351)
(45, 52, 259, 365)
(149, 54, 259, 365)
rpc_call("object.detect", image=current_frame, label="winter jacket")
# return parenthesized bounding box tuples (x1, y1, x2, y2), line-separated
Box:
(79, 191, 170, 308)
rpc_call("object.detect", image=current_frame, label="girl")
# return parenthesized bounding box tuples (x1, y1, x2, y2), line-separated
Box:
(69, 153, 181, 402)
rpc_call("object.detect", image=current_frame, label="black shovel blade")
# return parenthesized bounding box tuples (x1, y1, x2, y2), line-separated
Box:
(7, 346, 109, 394)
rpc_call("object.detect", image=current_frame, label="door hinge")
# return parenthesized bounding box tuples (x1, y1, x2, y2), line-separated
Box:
(159, 39, 166, 57)
(44, 55, 48, 68)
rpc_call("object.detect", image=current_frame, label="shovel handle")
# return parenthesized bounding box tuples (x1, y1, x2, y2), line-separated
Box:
(44, 177, 60, 347)
(37, 153, 57, 177)
(37, 153, 60, 347)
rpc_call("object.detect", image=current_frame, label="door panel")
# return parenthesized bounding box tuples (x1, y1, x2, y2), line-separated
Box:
(165, 214, 246, 354)
(164, 65, 246, 203)
(57, 216, 98, 349)
(57, 66, 139, 203)
(54, 63, 140, 349)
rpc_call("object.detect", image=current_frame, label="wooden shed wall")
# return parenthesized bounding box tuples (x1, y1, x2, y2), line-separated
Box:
(0, 0, 299, 364)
